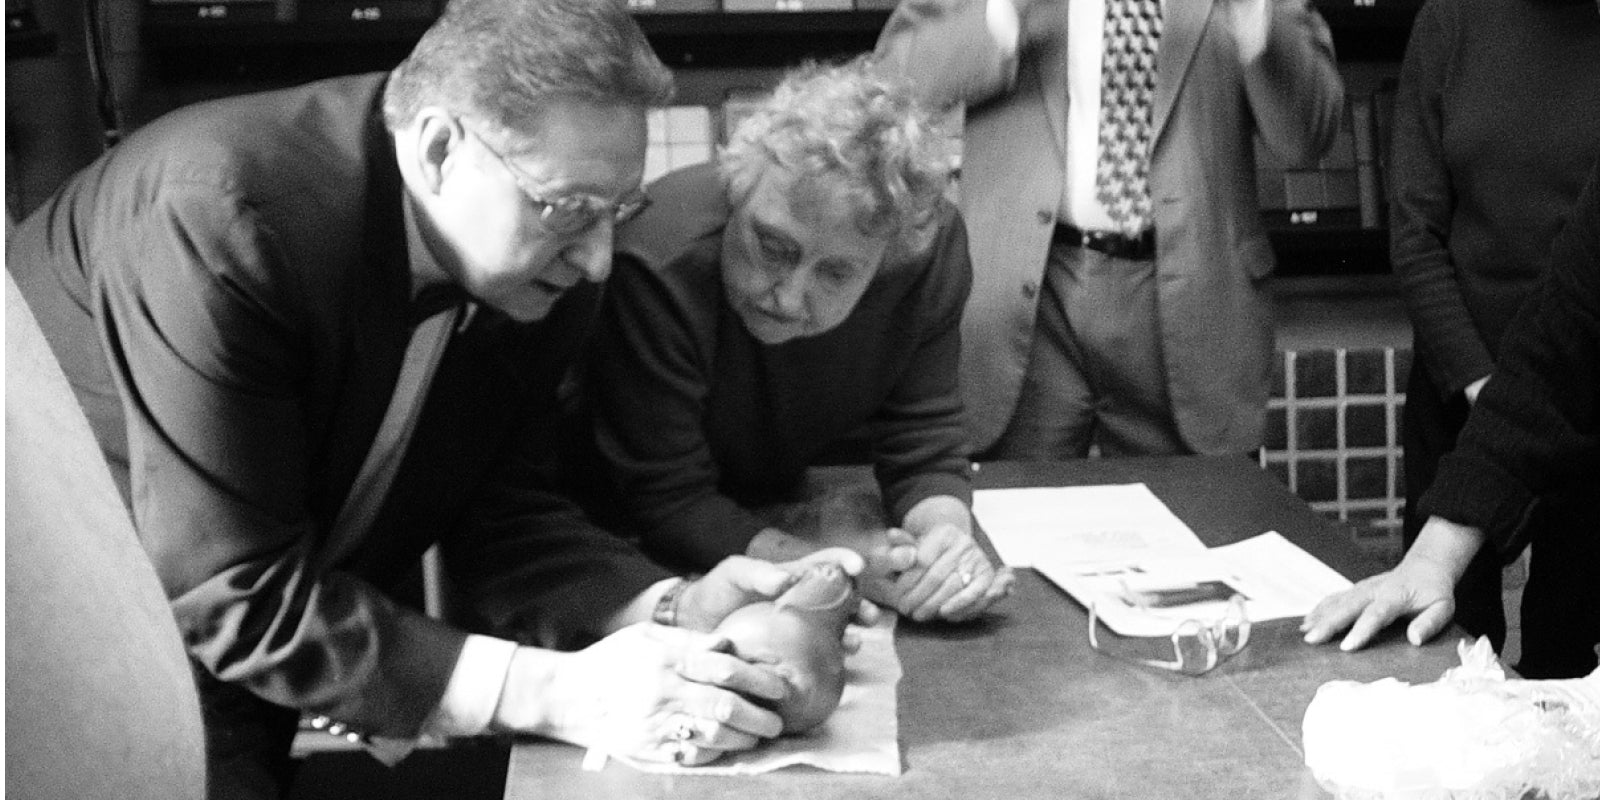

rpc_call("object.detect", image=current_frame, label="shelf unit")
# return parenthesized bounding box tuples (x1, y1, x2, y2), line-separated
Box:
(140, 1, 1422, 61)
(6, 0, 58, 58)
(138, 0, 1424, 276)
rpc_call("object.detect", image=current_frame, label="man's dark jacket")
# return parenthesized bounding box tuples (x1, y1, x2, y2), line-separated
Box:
(7, 73, 669, 738)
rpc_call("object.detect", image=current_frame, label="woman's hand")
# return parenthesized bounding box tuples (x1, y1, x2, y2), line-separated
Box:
(1301, 516, 1485, 650)
(887, 520, 1014, 623)
(847, 526, 917, 613)
(675, 549, 866, 632)
(872, 495, 1013, 623)
(745, 494, 1011, 623)
(1300, 559, 1458, 651)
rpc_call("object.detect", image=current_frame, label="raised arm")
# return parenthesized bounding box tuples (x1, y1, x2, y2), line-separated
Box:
(1237, 0, 1345, 165)
(867, 208, 1013, 621)
(874, 0, 1045, 110)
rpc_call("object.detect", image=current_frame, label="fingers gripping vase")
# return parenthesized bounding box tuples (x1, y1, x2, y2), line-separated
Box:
(715, 563, 858, 734)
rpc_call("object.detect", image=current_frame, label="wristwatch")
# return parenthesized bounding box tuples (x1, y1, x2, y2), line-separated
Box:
(651, 576, 695, 627)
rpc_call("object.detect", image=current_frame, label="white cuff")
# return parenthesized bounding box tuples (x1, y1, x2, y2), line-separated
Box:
(420, 634, 519, 737)
(986, 0, 1022, 56)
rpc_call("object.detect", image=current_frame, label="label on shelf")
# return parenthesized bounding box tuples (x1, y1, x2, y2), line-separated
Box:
(626, 0, 718, 12)
(1314, 0, 1424, 10)
(1262, 207, 1363, 229)
(297, 0, 436, 22)
(723, 0, 853, 11)
(144, 0, 279, 25)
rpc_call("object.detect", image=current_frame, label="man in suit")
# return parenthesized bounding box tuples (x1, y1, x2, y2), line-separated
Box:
(876, 0, 1344, 458)
(7, 0, 857, 796)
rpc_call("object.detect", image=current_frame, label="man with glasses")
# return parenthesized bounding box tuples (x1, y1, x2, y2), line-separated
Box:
(7, 1, 860, 797)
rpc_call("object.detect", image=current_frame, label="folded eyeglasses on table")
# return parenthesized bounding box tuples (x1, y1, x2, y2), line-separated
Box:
(1088, 594, 1252, 676)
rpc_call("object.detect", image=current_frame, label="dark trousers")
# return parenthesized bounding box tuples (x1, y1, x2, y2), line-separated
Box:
(193, 665, 302, 800)
(1403, 361, 1600, 678)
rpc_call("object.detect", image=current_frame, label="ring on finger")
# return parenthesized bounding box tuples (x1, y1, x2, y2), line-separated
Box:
(958, 570, 974, 587)
(669, 713, 698, 763)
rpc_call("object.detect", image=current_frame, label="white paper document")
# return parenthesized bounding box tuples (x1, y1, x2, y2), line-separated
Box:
(972, 484, 1208, 567)
(974, 484, 1354, 637)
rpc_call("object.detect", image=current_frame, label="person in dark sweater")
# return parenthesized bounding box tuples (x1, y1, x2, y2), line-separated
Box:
(585, 59, 1013, 623)
(1388, 0, 1600, 669)
(1303, 158, 1600, 679)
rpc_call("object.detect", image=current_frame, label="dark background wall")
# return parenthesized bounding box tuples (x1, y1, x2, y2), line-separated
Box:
(7, 0, 137, 221)
(6, 1, 1417, 231)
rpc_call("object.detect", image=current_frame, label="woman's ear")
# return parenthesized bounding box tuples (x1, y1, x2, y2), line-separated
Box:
(891, 204, 942, 263)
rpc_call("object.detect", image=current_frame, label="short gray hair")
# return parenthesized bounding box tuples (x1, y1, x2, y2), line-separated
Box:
(383, 0, 673, 145)
(720, 57, 952, 249)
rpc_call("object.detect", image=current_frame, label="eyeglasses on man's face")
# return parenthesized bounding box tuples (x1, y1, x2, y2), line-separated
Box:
(1088, 594, 1252, 676)
(465, 125, 651, 236)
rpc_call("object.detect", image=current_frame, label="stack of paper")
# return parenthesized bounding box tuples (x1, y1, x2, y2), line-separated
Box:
(974, 484, 1352, 637)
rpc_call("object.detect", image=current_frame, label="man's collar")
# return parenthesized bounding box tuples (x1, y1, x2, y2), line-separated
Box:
(401, 192, 474, 326)
(402, 191, 455, 300)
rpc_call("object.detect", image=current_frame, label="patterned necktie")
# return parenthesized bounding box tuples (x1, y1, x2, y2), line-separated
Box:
(1095, 0, 1162, 236)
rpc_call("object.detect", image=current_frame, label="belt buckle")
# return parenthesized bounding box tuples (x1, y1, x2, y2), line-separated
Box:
(1094, 229, 1153, 259)
(1084, 229, 1127, 258)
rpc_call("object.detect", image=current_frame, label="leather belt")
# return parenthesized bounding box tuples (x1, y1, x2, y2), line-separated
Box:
(1052, 222, 1156, 260)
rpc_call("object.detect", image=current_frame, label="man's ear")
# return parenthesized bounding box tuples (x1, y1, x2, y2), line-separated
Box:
(412, 108, 465, 196)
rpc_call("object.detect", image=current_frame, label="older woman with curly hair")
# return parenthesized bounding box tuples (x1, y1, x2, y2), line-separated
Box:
(583, 58, 1012, 622)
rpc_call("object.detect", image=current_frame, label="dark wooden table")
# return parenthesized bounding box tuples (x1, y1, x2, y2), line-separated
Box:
(291, 456, 1467, 800)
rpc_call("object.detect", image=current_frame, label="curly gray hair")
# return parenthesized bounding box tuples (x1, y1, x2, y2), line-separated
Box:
(720, 57, 954, 249)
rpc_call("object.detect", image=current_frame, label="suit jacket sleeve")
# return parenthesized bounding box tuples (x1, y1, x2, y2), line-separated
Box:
(872, 208, 976, 523)
(877, 0, 1340, 163)
(97, 190, 465, 738)
(1417, 163, 1600, 553)
(438, 305, 674, 650)
(874, 0, 1025, 110)
(1243, 0, 1344, 165)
